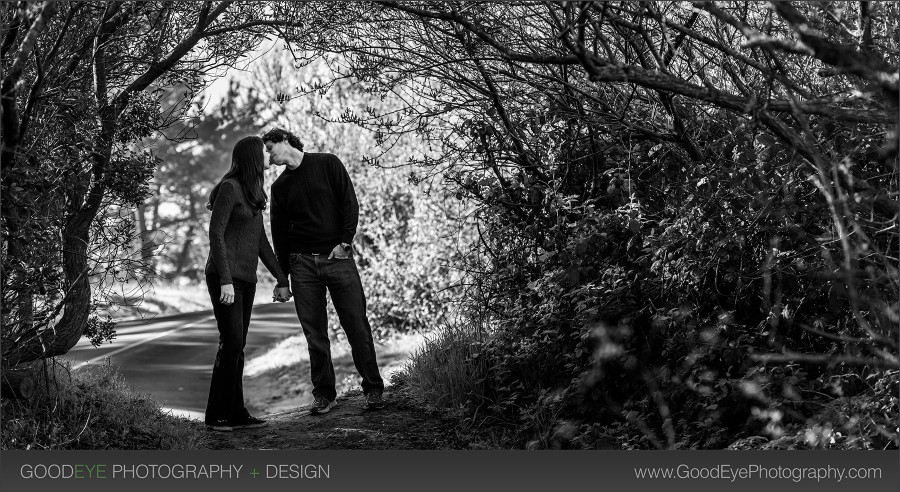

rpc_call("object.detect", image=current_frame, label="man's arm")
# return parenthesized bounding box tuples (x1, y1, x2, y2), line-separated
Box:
(270, 182, 291, 277)
(258, 220, 288, 287)
(332, 155, 359, 245)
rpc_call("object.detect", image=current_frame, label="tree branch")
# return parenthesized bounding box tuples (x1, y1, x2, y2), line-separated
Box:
(582, 62, 892, 124)
(769, 1, 898, 96)
(1, 1, 58, 172)
(1, 1, 57, 96)
(379, 1, 892, 125)
(377, 0, 582, 66)
(202, 19, 304, 38)
(752, 351, 899, 370)
(112, 0, 234, 115)
(19, 3, 79, 141)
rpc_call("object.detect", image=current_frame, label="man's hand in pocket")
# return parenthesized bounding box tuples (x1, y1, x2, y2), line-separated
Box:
(327, 243, 350, 260)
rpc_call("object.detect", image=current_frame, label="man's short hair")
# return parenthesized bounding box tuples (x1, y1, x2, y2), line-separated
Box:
(262, 128, 304, 151)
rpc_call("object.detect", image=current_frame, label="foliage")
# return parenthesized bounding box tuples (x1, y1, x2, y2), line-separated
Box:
(0, 361, 206, 450)
(287, 1, 899, 449)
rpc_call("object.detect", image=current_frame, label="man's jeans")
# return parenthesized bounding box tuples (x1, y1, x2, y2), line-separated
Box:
(205, 274, 255, 424)
(290, 252, 384, 400)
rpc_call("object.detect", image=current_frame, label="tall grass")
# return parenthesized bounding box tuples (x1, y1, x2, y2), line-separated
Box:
(1, 360, 206, 450)
(399, 324, 490, 411)
(397, 323, 527, 449)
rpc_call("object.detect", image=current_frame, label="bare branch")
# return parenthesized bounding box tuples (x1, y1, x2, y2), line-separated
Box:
(202, 19, 304, 38)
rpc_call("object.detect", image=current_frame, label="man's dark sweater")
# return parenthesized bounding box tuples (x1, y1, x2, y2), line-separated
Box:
(205, 179, 288, 287)
(270, 152, 359, 275)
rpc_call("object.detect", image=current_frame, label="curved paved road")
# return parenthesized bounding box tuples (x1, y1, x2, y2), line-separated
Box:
(63, 302, 300, 420)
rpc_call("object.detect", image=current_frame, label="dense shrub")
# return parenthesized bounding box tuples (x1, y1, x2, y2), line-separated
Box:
(461, 111, 899, 449)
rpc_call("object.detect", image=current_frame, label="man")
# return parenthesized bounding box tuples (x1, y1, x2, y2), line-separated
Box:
(263, 128, 385, 414)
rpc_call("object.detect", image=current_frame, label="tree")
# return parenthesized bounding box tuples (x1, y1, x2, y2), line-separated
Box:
(1, 1, 311, 367)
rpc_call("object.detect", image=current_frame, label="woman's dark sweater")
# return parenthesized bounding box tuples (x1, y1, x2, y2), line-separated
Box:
(205, 178, 288, 287)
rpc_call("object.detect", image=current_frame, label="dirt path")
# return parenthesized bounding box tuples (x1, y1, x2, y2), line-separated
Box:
(196, 384, 466, 450)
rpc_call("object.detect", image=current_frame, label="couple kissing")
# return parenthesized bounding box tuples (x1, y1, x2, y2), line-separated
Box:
(202, 128, 384, 432)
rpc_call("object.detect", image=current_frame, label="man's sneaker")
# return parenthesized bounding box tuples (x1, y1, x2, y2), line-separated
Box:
(366, 391, 385, 410)
(231, 416, 268, 429)
(206, 419, 233, 432)
(310, 396, 336, 415)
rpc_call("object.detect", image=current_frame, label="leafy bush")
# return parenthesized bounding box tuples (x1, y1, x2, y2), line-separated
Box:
(400, 90, 897, 450)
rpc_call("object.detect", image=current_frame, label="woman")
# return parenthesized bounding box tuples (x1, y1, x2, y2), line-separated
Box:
(204, 135, 289, 432)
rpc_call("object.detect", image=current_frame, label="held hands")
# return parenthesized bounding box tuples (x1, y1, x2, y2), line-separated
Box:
(220, 284, 235, 305)
(272, 286, 292, 303)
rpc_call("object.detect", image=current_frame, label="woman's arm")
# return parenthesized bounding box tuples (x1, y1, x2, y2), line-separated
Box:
(208, 181, 238, 285)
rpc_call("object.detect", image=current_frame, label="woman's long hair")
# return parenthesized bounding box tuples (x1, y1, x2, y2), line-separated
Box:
(208, 136, 267, 214)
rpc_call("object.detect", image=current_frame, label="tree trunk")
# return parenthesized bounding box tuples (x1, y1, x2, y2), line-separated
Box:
(173, 225, 196, 277)
(173, 196, 197, 277)
(135, 203, 149, 258)
(4, 217, 92, 367)
(135, 202, 160, 278)
(147, 185, 162, 274)
(151, 183, 162, 231)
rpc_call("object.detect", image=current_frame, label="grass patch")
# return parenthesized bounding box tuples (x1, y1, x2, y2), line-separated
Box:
(397, 323, 490, 411)
(393, 324, 530, 449)
(1, 359, 207, 450)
